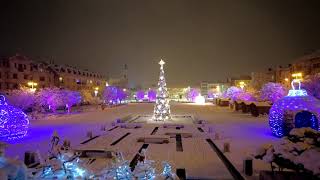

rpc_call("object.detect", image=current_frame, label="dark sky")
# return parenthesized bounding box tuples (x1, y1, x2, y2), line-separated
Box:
(1, 0, 320, 87)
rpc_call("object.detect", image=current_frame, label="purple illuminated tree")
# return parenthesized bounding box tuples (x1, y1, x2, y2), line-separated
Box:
(103, 86, 127, 104)
(222, 86, 243, 101)
(186, 88, 200, 102)
(117, 88, 128, 102)
(302, 75, 320, 99)
(37, 88, 63, 112)
(7, 88, 36, 111)
(260, 82, 287, 103)
(237, 91, 256, 101)
(136, 90, 145, 101)
(103, 86, 118, 104)
(62, 90, 82, 112)
(148, 89, 156, 102)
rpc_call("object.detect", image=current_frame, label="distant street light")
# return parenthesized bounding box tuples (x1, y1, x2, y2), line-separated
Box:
(239, 81, 246, 90)
(27, 81, 37, 92)
(94, 87, 99, 97)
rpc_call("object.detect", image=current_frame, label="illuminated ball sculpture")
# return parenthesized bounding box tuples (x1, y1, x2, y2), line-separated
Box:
(269, 80, 320, 137)
(0, 95, 29, 140)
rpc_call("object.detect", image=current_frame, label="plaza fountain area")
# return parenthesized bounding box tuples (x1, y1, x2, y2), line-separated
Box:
(2, 103, 277, 179)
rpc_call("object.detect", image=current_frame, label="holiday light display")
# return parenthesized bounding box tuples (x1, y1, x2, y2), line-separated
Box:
(153, 59, 171, 121)
(161, 161, 174, 179)
(195, 95, 205, 104)
(269, 80, 320, 137)
(0, 95, 29, 140)
(133, 160, 156, 180)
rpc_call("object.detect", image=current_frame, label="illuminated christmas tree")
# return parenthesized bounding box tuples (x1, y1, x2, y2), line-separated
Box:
(153, 59, 171, 121)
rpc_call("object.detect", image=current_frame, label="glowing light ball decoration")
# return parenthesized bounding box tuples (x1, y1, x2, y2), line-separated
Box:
(195, 95, 205, 104)
(0, 95, 29, 140)
(269, 80, 320, 137)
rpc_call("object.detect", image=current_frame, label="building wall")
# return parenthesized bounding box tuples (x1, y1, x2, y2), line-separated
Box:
(0, 54, 106, 92)
(251, 71, 275, 90)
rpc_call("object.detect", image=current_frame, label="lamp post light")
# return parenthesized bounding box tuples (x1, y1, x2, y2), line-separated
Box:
(292, 73, 303, 81)
(239, 81, 246, 90)
(27, 81, 38, 92)
(94, 87, 99, 97)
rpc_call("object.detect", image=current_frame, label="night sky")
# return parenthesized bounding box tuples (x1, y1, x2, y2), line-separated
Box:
(1, 0, 320, 88)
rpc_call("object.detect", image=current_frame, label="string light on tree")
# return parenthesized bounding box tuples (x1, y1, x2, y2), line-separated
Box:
(0, 95, 29, 140)
(153, 59, 171, 121)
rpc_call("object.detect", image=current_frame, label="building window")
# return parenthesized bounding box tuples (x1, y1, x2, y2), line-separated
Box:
(23, 64, 26, 69)
(13, 73, 18, 79)
(24, 74, 28, 79)
(14, 63, 17, 68)
(40, 77, 45, 81)
(0, 72, 1, 79)
(13, 83, 18, 89)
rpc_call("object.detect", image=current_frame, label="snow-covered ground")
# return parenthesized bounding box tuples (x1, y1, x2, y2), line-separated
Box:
(5, 102, 278, 179)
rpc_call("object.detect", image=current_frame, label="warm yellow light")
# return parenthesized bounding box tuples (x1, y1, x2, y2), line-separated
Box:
(285, 78, 289, 82)
(123, 88, 127, 92)
(59, 77, 63, 81)
(95, 87, 99, 90)
(105, 82, 109, 86)
(239, 81, 246, 89)
(292, 73, 302, 78)
(27, 81, 37, 86)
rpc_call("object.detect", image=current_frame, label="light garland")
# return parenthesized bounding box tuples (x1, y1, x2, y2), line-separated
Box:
(0, 95, 29, 140)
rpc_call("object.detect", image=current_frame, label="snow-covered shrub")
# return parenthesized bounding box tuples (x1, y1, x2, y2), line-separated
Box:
(302, 75, 320, 100)
(260, 82, 287, 103)
(6, 88, 36, 112)
(254, 127, 320, 177)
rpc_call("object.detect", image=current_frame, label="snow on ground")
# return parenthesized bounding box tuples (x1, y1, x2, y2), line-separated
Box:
(5, 102, 278, 179)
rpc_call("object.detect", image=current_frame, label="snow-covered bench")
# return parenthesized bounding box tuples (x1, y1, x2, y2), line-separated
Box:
(164, 132, 192, 138)
(249, 102, 271, 117)
(119, 123, 142, 129)
(163, 124, 184, 129)
(137, 136, 170, 144)
(74, 149, 113, 158)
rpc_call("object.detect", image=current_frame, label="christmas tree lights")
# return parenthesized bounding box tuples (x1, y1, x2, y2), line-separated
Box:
(153, 59, 171, 121)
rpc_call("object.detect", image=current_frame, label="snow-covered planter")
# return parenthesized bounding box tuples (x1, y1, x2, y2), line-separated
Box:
(254, 128, 320, 178)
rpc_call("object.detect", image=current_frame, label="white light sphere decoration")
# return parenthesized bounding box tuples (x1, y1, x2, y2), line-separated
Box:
(195, 95, 206, 104)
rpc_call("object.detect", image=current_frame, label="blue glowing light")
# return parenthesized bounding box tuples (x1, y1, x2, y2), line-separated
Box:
(269, 82, 320, 137)
(0, 95, 29, 140)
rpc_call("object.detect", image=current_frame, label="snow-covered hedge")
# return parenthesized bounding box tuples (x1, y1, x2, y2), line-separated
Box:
(254, 128, 320, 177)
